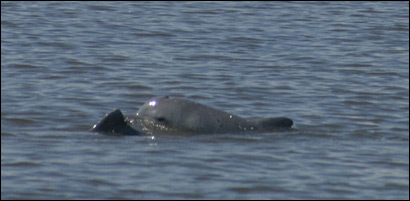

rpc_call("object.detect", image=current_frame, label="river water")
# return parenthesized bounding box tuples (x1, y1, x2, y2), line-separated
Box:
(1, 2, 409, 199)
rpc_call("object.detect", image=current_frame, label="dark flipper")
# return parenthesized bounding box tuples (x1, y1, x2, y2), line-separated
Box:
(91, 109, 141, 135)
(258, 117, 293, 129)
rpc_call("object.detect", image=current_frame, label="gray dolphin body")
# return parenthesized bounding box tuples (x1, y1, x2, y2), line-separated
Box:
(91, 96, 293, 135)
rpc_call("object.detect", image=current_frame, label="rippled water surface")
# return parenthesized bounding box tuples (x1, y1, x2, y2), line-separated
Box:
(2, 2, 409, 199)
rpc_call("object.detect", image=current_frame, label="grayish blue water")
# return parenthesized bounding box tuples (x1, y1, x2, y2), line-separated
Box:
(2, 1, 409, 199)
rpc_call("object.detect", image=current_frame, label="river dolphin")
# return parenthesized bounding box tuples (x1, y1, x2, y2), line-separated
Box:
(91, 96, 293, 135)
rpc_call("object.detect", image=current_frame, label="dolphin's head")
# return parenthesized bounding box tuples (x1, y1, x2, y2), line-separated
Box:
(136, 96, 208, 133)
(136, 96, 183, 129)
